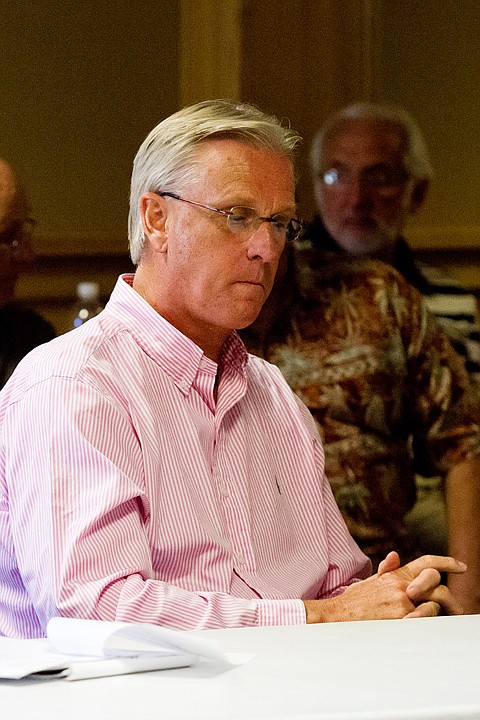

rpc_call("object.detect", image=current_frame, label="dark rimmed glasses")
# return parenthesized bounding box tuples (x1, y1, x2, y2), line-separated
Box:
(158, 192, 303, 244)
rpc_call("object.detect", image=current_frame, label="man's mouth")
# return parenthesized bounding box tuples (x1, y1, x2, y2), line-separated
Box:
(343, 216, 378, 231)
(238, 279, 264, 287)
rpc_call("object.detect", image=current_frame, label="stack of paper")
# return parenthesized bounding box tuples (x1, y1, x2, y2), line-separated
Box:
(0, 617, 234, 681)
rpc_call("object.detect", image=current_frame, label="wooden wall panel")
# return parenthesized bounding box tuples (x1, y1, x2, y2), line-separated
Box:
(1, 1, 180, 256)
(240, 0, 375, 218)
(374, 0, 480, 262)
(180, 0, 241, 105)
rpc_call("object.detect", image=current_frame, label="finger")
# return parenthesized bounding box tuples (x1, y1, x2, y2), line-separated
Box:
(403, 555, 467, 578)
(408, 584, 464, 616)
(404, 601, 441, 619)
(428, 584, 464, 615)
(406, 568, 441, 600)
(377, 551, 401, 576)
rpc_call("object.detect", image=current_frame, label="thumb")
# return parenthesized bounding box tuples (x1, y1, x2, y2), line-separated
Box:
(377, 551, 401, 576)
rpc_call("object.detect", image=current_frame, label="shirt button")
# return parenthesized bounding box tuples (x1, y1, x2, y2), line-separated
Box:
(177, 379, 189, 391)
(219, 484, 229, 497)
(236, 554, 246, 566)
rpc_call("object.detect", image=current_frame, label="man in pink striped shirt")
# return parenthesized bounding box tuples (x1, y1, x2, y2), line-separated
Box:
(0, 100, 466, 638)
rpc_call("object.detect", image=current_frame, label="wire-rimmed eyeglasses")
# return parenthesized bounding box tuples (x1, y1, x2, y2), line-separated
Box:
(321, 165, 411, 197)
(0, 218, 35, 257)
(158, 192, 303, 244)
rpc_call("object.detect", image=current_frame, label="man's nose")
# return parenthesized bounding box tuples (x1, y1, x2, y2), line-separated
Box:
(246, 220, 281, 262)
(345, 175, 374, 207)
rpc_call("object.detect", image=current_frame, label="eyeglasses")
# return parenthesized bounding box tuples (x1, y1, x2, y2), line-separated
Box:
(0, 218, 35, 257)
(321, 165, 411, 197)
(158, 192, 303, 244)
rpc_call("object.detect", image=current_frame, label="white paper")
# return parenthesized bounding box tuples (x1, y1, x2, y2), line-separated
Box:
(0, 617, 237, 681)
(47, 616, 230, 663)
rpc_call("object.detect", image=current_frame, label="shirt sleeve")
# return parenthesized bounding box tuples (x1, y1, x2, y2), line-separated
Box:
(404, 295, 480, 477)
(2, 376, 322, 633)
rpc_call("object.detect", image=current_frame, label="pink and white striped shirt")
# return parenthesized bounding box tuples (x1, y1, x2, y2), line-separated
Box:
(0, 275, 370, 638)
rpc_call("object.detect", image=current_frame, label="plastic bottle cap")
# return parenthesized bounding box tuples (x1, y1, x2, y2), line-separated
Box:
(76, 282, 100, 301)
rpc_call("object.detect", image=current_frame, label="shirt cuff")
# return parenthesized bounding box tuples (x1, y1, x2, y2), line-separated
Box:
(256, 598, 307, 626)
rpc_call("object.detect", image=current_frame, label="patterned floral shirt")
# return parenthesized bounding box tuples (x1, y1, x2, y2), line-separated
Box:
(306, 216, 480, 388)
(242, 243, 480, 568)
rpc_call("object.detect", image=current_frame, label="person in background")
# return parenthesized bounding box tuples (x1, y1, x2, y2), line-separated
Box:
(240, 239, 480, 615)
(302, 102, 480, 592)
(0, 158, 55, 388)
(308, 102, 480, 387)
(0, 100, 465, 639)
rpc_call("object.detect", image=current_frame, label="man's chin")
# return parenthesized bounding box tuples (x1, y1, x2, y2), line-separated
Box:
(233, 303, 267, 331)
(336, 230, 387, 257)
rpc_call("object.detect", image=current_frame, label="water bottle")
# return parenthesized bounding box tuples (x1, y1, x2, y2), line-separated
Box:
(72, 282, 103, 329)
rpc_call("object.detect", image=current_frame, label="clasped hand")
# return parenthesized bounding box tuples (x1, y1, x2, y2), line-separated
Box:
(304, 552, 466, 623)
(375, 551, 465, 618)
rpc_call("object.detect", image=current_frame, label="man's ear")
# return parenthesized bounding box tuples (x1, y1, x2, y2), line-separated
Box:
(408, 178, 429, 215)
(140, 192, 169, 253)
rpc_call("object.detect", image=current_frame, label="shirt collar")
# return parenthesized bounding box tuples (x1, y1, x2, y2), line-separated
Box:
(105, 274, 249, 393)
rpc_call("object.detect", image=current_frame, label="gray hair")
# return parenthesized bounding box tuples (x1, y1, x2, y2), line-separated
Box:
(309, 101, 434, 183)
(128, 99, 301, 265)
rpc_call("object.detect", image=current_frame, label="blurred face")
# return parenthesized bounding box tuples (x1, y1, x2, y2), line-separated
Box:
(0, 161, 35, 308)
(314, 118, 425, 259)
(137, 139, 296, 359)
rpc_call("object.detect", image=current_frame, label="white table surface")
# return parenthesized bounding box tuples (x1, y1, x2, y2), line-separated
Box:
(1, 614, 480, 720)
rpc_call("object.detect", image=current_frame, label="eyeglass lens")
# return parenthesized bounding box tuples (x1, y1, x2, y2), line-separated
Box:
(322, 165, 409, 192)
(227, 207, 302, 242)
